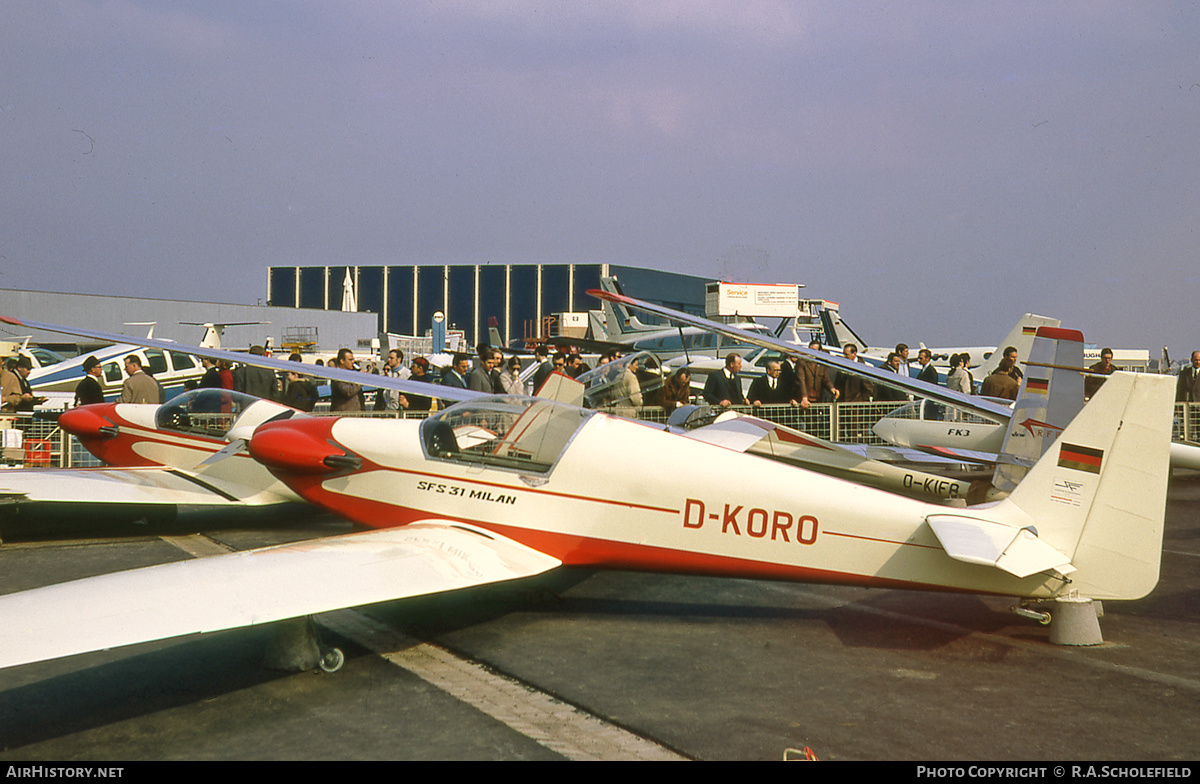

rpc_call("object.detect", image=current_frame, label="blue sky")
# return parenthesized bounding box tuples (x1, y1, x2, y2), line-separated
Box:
(3, 1, 1197, 357)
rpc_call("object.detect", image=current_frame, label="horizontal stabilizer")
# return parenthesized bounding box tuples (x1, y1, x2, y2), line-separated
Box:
(0, 521, 561, 671)
(684, 416, 776, 452)
(927, 514, 1075, 579)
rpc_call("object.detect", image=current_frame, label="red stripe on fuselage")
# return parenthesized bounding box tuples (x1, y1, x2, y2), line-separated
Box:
(275, 464, 953, 592)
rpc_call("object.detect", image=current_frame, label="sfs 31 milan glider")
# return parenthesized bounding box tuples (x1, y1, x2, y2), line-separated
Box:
(0, 315, 483, 535)
(0, 390, 309, 530)
(0, 365, 1175, 670)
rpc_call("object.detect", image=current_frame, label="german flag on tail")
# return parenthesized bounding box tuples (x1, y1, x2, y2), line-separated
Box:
(1058, 443, 1103, 473)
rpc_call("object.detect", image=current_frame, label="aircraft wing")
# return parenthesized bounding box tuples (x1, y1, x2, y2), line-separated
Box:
(0, 521, 561, 671)
(834, 442, 990, 467)
(0, 315, 485, 405)
(0, 465, 294, 508)
(587, 289, 1014, 424)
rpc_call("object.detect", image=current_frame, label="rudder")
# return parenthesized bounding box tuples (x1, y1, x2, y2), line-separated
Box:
(995, 372, 1174, 600)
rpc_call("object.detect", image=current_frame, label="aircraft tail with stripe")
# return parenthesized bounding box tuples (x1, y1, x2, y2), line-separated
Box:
(933, 371, 1174, 601)
(990, 326, 1086, 493)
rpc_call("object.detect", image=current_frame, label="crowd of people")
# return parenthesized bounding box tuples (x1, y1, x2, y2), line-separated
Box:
(7, 339, 1200, 418)
(699, 341, 1030, 411)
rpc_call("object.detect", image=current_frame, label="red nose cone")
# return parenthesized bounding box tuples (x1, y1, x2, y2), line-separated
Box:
(58, 404, 120, 440)
(249, 418, 360, 475)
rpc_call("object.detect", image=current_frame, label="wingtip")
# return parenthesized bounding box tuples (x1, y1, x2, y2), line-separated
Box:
(0, 315, 25, 326)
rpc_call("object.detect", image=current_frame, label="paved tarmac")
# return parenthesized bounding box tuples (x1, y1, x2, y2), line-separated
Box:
(0, 474, 1198, 761)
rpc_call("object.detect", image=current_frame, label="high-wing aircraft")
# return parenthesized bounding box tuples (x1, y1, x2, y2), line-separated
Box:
(592, 276, 778, 362)
(25, 321, 279, 407)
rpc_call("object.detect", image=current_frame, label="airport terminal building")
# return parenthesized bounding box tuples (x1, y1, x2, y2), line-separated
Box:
(266, 263, 710, 348)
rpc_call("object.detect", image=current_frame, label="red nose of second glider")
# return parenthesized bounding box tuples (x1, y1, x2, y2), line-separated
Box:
(58, 404, 120, 440)
(249, 418, 362, 475)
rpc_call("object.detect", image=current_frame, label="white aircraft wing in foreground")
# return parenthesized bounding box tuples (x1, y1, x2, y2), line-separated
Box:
(0, 368, 1175, 671)
(0, 521, 559, 670)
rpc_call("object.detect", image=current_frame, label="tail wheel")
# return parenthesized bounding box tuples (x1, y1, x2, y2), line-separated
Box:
(319, 647, 344, 673)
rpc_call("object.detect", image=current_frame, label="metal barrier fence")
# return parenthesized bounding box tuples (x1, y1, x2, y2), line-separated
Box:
(4, 402, 1200, 469)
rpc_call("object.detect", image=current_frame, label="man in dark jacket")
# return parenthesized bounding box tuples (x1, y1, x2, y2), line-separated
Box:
(703, 353, 746, 407)
(73, 356, 106, 406)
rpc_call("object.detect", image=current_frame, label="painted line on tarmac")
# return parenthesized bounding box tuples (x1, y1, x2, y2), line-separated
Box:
(158, 534, 684, 759)
(769, 584, 1200, 694)
(159, 533, 234, 558)
(317, 609, 688, 762)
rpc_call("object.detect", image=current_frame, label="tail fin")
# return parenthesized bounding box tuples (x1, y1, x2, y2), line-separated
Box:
(979, 313, 1060, 377)
(819, 307, 869, 351)
(488, 317, 504, 351)
(991, 326, 1085, 492)
(995, 372, 1174, 600)
(596, 276, 652, 339)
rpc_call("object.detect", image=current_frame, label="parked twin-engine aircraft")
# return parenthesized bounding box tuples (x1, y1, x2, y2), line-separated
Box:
(0, 302, 1177, 670)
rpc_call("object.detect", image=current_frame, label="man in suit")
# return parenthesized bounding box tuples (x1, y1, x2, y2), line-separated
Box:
(747, 361, 795, 406)
(119, 355, 161, 404)
(467, 348, 498, 393)
(74, 356, 106, 406)
(703, 353, 746, 408)
(234, 345, 278, 401)
(330, 348, 364, 411)
(2, 355, 45, 412)
(874, 352, 910, 402)
(795, 341, 838, 407)
(1177, 351, 1200, 402)
(441, 353, 471, 389)
(834, 343, 875, 402)
(915, 349, 939, 385)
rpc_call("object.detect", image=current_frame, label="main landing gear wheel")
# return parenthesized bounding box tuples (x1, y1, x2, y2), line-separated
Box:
(319, 646, 345, 673)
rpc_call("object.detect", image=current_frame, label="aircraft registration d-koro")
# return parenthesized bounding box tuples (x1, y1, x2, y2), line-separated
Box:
(0, 365, 1174, 670)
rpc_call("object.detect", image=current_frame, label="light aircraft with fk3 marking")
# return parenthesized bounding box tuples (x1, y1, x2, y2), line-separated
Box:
(0, 306, 1177, 671)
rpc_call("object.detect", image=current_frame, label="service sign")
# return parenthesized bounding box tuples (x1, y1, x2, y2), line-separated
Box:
(705, 282, 799, 318)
